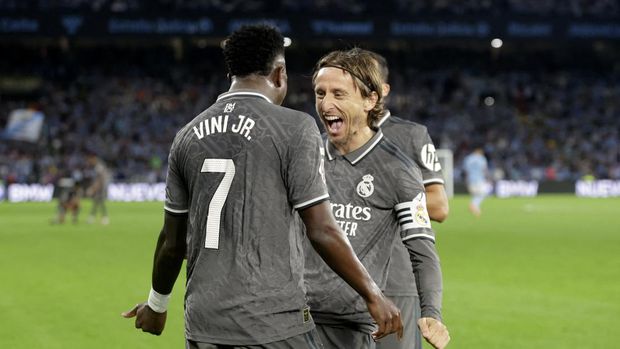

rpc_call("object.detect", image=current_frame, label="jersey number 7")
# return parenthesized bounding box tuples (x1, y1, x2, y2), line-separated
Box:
(200, 159, 236, 249)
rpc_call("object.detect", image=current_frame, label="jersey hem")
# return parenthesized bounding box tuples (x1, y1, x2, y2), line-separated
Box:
(185, 323, 315, 346)
(293, 193, 329, 210)
(164, 206, 189, 214)
(423, 178, 444, 185)
(402, 233, 436, 242)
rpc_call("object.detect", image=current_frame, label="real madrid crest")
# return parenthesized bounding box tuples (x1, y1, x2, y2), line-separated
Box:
(356, 174, 375, 198)
(414, 203, 430, 226)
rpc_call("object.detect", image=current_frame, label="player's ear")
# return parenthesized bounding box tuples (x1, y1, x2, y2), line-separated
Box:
(272, 64, 287, 88)
(382, 83, 391, 97)
(271, 64, 288, 105)
(363, 91, 378, 112)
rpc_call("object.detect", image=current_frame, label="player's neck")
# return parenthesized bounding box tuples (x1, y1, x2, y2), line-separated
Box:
(229, 76, 274, 101)
(334, 126, 375, 155)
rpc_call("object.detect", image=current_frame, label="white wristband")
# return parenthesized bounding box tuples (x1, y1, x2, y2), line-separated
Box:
(147, 287, 171, 313)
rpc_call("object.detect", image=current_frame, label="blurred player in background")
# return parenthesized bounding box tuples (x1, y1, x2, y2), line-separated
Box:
(463, 145, 489, 217)
(306, 48, 448, 349)
(368, 50, 450, 349)
(122, 24, 402, 348)
(51, 173, 83, 224)
(86, 154, 111, 225)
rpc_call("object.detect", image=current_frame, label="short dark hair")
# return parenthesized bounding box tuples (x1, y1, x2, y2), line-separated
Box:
(313, 48, 384, 127)
(223, 24, 285, 77)
(367, 50, 389, 84)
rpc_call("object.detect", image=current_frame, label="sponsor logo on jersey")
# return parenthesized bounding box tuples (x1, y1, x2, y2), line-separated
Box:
(421, 143, 442, 172)
(331, 202, 372, 237)
(356, 174, 375, 198)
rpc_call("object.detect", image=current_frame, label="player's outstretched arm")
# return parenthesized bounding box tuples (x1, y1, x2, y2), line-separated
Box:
(300, 201, 403, 341)
(122, 211, 187, 335)
(425, 183, 449, 223)
(405, 239, 449, 348)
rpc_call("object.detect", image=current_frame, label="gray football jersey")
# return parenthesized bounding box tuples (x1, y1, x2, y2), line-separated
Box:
(165, 91, 329, 345)
(378, 111, 444, 296)
(304, 130, 436, 331)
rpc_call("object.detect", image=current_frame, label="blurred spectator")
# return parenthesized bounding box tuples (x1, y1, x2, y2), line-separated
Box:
(0, 0, 618, 16)
(1, 45, 619, 185)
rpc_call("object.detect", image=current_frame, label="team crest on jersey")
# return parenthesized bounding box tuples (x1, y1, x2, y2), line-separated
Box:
(415, 204, 430, 226)
(224, 102, 236, 113)
(412, 192, 431, 228)
(356, 174, 375, 198)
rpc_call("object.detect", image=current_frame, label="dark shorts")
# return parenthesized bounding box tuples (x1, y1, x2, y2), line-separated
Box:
(315, 323, 374, 349)
(376, 295, 422, 349)
(186, 329, 324, 349)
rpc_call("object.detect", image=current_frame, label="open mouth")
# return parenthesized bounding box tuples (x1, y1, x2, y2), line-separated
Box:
(324, 115, 344, 133)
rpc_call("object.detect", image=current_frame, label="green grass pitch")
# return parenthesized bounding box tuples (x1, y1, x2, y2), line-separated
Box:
(1, 195, 619, 348)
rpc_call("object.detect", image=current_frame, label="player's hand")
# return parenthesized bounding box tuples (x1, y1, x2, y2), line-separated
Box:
(418, 317, 450, 349)
(367, 292, 403, 341)
(122, 302, 167, 335)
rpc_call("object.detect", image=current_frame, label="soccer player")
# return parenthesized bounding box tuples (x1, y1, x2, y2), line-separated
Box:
(368, 51, 451, 349)
(463, 145, 489, 217)
(52, 173, 83, 224)
(306, 48, 449, 349)
(122, 25, 402, 348)
(85, 154, 110, 225)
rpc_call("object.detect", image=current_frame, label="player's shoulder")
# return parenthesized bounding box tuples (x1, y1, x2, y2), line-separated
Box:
(376, 138, 424, 189)
(273, 104, 316, 124)
(378, 137, 418, 173)
(383, 114, 428, 134)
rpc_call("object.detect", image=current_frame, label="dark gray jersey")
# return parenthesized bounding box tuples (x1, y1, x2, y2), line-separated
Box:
(165, 91, 329, 345)
(378, 111, 444, 296)
(304, 130, 437, 331)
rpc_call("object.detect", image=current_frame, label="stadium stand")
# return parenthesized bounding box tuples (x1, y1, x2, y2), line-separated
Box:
(1, 1, 619, 188)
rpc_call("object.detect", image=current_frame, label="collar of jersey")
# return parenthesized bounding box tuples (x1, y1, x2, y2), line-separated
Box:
(325, 129, 384, 165)
(216, 91, 273, 104)
(375, 109, 392, 128)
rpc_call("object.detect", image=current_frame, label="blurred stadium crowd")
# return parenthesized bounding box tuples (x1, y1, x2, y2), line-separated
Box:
(0, 0, 619, 17)
(1, 45, 618, 186)
(1, 1, 619, 187)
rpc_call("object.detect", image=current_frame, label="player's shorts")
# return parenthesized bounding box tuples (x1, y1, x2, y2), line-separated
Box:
(315, 323, 374, 349)
(186, 328, 324, 349)
(376, 295, 422, 349)
(467, 182, 488, 197)
(92, 190, 107, 201)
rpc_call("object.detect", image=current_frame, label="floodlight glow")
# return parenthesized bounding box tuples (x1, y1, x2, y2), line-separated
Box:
(484, 96, 495, 106)
(491, 38, 503, 48)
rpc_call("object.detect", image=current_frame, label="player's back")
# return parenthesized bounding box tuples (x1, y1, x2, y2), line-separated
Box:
(165, 91, 328, 345)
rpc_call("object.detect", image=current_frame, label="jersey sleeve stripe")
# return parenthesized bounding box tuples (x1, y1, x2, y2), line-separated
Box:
(423, 178, 445, 185)
(402, 233, 436, 242)
(293, 193, 330, 210)
(399, 219, 414, 226)
(164, 206, 189, 214)
(394, 202, 413, 211)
